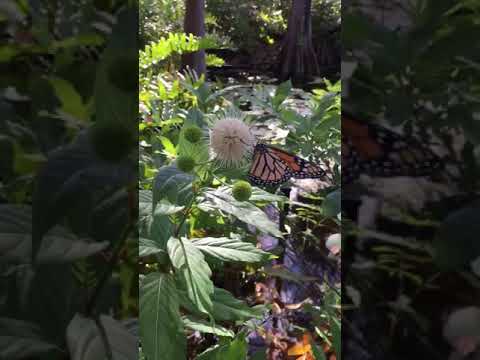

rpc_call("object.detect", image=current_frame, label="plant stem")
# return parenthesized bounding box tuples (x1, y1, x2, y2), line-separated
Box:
(85, 223, 134, 316)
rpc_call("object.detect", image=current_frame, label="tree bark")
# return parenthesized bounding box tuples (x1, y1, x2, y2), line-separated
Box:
(181, 0, 206, 76)
(279, 0, 320, 84)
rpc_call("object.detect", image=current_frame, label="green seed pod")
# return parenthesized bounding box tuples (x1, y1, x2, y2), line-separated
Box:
(183, 125, 203, 144)
(90, 122, 135, 161)
(176, 155, 196, 173)
(107, 55, 138, 92)
(232, 180, 252, 201)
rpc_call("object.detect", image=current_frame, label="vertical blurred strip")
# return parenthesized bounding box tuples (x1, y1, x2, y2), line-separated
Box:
(342, 1, 480, 359)
(0, 1, 139, 359)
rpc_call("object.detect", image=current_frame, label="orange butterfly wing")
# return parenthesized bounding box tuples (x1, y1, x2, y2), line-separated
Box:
(342, 113, 442, 184)
(287, 333, 315, 360)
(248, 145, 292, 186)
(248, 144, 326, 186)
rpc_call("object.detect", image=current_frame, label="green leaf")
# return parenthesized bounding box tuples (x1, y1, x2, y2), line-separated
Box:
(153, 166, 194, 209)
(250, 349, 267, 360)
(139, 190, 153, 217)
(183, 316, 234, 337)
(13, 142, 46, 175)
(206, 54, 225, 67)
(48, 76, 89, 122)
(434, 203, 480, 270)
(330, 317, 341, 359)
(139, 273, 186, 360)
(155, 199, 185, 215)
(139, 237, 168, 260)
(249, 187, 288, 202)
(197, 333, 248, 360)
(312, 343, 327, 360)
(210, 287, 264, 321)
(322, 190, 341, 217)
(272, 80, 292, 110)
(0, 205, 108, 264)
(51, 34, 104, 51)
(177, 286, 264, 322)
(148, 209, 173, 250)
(159, 136, 177, 157)
(0, 318, 59, 359)
(167, 237, 214, 314)
(0, 45, 20, 63)
(280, 109, 303, 125)
(66, 314, 137, 360)
(191, 236, 272, 262)
(31, 130, 134, 261)
(198, 188, 282, 237)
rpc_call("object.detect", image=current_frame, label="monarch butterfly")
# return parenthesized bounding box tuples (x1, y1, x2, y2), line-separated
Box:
(248, 143, 326, 186)
(342, 113, 442, 184)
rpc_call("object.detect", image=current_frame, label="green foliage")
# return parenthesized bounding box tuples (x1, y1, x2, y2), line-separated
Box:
(139, 0, 185, 46)
(140, 32, 221, 71)
(138, 4, 341, 356)
(206, 0, 289, 48)
(138, 70, 341, 358)
(139, 0, 340, 54)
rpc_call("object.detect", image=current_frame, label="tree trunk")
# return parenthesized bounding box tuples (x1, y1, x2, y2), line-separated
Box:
(181, 0, 206, 76)
(279, 0, 320, 84)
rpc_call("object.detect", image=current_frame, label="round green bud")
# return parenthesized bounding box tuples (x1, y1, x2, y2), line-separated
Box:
(183, 125, 203, 144)
(90, 121, 135, 161)
(232, 180, 252, 201)
(107, 55, 138, 92)
(176, 155, 196, 173)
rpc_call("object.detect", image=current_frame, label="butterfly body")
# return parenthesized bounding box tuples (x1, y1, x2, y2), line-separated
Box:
(248, 143, 326, 186)
(342, 114, 442, 184)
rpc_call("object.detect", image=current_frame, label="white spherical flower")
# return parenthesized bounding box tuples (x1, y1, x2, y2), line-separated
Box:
(209, 117, 255, 166)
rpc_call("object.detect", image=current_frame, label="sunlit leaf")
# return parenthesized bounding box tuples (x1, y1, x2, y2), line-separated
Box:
(198, 188, 282, 237)
(330, 317, 341, 359)
(48, 76, 89, 122)
(148, 209, 173, 250)
(159, 136, 176, 157)
(139, 237, 167, 259)
(139, 273, 186, 360)
(153, 166, 194, 209)
(183, 316, 234, 337)
(191, 236, 272, 262)
(167, 237, 214, 314)
(272, 80, 292, 110)
(155, 199, 185, 215)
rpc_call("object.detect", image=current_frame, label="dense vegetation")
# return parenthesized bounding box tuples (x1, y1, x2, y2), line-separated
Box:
(139, 0, 341, 359)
